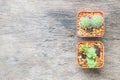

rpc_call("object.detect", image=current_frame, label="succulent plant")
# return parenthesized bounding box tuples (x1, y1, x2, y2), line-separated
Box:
(91, 14, 103, 28)
(81, 45, 97, 68)
(80, 17, 91, 28)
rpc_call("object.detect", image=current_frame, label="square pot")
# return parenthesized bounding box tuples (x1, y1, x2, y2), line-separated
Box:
(77, 41, 104, 68)
(76, 11, 104, 37)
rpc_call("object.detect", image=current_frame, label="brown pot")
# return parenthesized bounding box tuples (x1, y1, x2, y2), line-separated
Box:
(77, 41, 104, 68)
(76, 11, 104, 37)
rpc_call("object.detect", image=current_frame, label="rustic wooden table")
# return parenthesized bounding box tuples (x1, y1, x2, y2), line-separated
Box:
(0, 0, 120, 80)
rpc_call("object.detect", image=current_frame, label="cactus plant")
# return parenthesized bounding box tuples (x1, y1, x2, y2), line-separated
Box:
(91, 14, 103, 28)
(80, 17, 90, 28)
(77, 11, 104, 37)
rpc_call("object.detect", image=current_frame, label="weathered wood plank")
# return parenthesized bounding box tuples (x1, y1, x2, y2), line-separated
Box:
(0, 0, 120, 80)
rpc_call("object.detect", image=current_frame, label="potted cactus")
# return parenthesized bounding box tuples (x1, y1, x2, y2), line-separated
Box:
(77, 41, 104, 68)
(77, 11, 104, 37)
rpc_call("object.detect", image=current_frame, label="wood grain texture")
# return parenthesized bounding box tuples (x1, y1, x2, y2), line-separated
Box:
(0, 0, 120, 80)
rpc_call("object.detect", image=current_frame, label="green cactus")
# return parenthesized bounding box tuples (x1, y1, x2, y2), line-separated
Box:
(91, 14, 103, 28)
(80, 17, 91, 28)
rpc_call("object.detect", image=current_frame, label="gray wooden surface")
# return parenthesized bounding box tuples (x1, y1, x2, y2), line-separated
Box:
(0, 0, 120, 80)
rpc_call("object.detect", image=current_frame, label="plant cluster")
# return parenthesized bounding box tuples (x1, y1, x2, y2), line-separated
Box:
(80, 14, 103, 29)
(81, 45, 97, 68)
